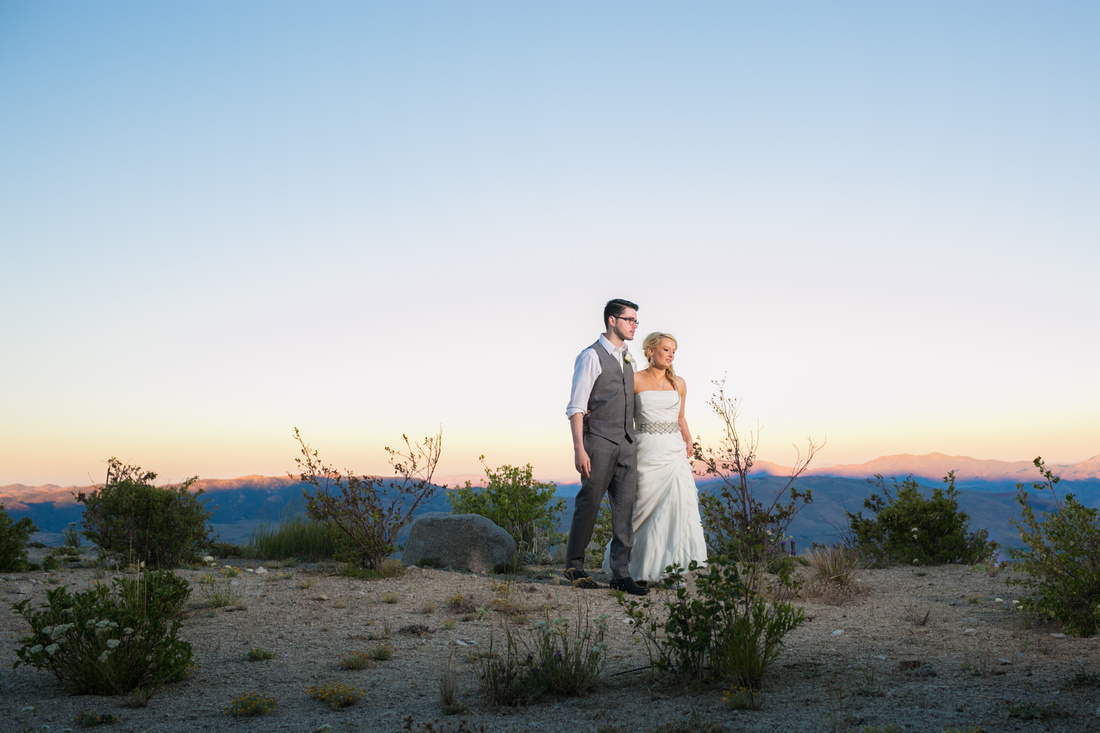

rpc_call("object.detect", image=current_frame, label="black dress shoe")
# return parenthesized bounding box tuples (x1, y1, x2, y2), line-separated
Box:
(564, 567, 599, 589)
(609, 576, 649, 596)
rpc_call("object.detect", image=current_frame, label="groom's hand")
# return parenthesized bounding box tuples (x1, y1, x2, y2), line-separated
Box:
(575, 448, 591, 479)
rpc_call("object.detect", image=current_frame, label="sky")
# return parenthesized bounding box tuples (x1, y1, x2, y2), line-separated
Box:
(2, 1, 1098, 488)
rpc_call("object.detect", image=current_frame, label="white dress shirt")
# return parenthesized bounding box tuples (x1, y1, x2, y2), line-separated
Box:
(566, 334, 636, 418)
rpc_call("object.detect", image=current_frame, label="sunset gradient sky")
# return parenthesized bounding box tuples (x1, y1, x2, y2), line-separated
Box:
(2, 2, 1097, 488)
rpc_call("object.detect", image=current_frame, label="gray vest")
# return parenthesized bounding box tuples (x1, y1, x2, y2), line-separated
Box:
(583, 341, 635, 444)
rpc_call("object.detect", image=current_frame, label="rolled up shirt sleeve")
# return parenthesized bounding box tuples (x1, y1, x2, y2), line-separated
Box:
(566, 348, 602, 418)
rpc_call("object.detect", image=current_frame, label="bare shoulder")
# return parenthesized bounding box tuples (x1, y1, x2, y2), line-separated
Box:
(675, 375, 688, 393)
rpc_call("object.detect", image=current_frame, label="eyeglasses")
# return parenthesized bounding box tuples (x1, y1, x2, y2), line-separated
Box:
(614, 316, 639, 325)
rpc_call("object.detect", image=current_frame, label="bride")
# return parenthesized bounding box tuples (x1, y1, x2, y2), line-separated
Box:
(604, 331, 708, 583)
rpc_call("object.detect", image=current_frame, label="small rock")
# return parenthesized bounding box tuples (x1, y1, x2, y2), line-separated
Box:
(452, 639, 468, 647)
(874, 655, 887, 661)
(255, 567, 268, 574)
(999, 658, 1012, 665)
(1095, 706, 1100, 717)
(1051, 633, 1066, 638)
(315, 594, 328, 601)
(831, 629, 844, 636)
(963, 628, 977, 635)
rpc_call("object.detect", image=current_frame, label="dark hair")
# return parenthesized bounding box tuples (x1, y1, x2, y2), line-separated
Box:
(603, 298, 639, 329)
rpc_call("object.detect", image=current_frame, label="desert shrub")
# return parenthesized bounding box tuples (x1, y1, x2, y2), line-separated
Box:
(619, 559, 804, 689)
(448, 459, 565, 558)
(77, 458, 212, 568)
(846, 472, 998, 566)
(294, 428, 443, 571)
(0, 502, 38, 571)
(480, 604, 609, 706)
(696, 377, 821, 565)
(12, 569, 192, 695)
(806, 544, 862, 587)
(1009, 458, 1100, 636)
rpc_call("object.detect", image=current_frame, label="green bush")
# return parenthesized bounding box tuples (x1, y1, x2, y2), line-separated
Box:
(1009, 458, 1100, 636)
(619, 559, 805, 689)
(12, 569, 193, 695)
(846, 472, 998, 566)
(448, 459, 565, 557)
(294, 428, 443, 571)
(0, 503, 38, 571)
(77, 458, 212, 568)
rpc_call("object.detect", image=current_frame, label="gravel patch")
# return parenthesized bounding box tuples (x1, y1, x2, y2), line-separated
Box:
(2, 557, 1099, 732)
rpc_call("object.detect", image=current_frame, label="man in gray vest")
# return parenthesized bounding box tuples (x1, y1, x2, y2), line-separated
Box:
(564, 298, 649, 595)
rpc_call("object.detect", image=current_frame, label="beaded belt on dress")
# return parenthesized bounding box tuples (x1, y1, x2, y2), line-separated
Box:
(636, 421, 679, 434)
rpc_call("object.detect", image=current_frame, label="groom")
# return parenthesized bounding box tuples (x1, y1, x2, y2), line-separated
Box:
(564, 298, 649, 596)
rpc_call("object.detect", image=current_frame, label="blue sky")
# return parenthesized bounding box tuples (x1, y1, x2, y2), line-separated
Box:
(2, 1, 1097, 487)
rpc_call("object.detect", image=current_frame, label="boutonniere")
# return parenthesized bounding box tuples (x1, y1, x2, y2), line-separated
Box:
(623, 352, 633, 364)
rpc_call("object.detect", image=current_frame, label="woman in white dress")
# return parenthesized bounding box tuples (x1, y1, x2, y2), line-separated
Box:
(604, 332, 708, 583)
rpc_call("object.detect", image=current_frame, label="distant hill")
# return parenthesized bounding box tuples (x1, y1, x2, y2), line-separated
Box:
(4, 451, 1096, 549)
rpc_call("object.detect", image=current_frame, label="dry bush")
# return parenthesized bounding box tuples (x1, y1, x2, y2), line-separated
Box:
(801, 545, 864, 604)
(807, 545, 862, 587)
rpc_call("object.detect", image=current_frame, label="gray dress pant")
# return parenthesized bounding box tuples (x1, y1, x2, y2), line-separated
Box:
(565, 432, 637, 580)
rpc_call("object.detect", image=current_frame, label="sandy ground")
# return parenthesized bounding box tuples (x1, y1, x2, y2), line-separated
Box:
(2, 551, 1100, 733)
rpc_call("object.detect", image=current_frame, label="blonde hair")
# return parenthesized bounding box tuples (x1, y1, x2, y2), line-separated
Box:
(642, 332, 678, 387)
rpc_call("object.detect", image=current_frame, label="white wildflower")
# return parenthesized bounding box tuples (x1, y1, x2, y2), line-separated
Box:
(106, 639, 120, 649)
(45, 644, 59, 656)
(51, 623, 74, 637)
(98, 651, 108, 663)
(29, 645, 43, 655)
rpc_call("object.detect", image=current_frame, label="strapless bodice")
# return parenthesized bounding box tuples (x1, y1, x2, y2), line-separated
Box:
(634, 390, 680, 431)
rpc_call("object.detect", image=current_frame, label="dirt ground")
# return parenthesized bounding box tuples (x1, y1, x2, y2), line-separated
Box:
(2, 551, 1100, 732)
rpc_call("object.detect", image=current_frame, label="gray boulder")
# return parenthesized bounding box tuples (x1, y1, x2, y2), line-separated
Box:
(402, 512, 515, 573)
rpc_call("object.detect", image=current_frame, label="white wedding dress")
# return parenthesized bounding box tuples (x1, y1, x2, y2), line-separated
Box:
(603, 390, 708, 582)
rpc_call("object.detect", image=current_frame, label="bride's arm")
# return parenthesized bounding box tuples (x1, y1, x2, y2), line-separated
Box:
(676, 377, 692, 459)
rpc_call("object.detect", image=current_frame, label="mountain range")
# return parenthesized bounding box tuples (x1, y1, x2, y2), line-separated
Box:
(3, 453, 1098, 550)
